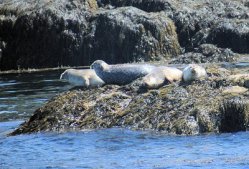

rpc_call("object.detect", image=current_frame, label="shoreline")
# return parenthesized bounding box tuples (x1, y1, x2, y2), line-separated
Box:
(0, 66, 90, 75)
(1, 61, 249, 75)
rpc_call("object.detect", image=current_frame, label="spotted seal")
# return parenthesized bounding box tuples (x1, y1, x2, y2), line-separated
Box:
(60, 69, 105, 87)
(91, 60, 157, 85)
(182, 64, 207, 82)
(142, 66, 183, 89)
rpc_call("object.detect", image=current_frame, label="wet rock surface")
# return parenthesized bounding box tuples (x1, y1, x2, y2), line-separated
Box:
(0, 0, 180, 70)
(0, 0, 249, 70)
(10, 64, 249, 135)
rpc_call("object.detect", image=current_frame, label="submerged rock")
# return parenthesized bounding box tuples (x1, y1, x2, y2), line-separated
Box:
(10, 65, 249, 136)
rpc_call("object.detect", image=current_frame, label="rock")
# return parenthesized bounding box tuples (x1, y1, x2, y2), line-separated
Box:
(171, 116, 199, 135)
(195, 109, 218, 133)
(0, 48, 2, 62)
(0, 0, 248, 71)
(228, 74, 249, 88)
(169, 44, 238, 64)
(0, 0, 180, 70)
(10, 64, 249, 136)
(206, 20, 249, 54)
(222, 86, 248, 94)
(171, 0, 249, 53)
(103, 0, 249, 56)
(97, 0, 174, 12)
(84, 7, 181, 63)
(219, 97, 249, 133)
(0, 0, 96, 70)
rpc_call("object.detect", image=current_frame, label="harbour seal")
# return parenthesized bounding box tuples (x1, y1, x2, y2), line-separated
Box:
(91, 60, 157, 85)
(182, 64, 207, 82)
(60, 69, 105, 87)
(142, 66, 183, 89)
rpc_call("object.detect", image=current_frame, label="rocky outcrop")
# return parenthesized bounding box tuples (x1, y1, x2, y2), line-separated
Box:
(98, 0, 249, 54)
(10, 64, 249, 136)
(0, 0, 96, 70)
(206, 20, 249, 54)
(171, 0, 249, 53)
(84, 7, 180, 63)
(169, 44, 238, 64)
(219, 98, 249, 133)
(1, 0, 249, 71)
(97, 0, 174, 12)
(0, 0, 180, 70)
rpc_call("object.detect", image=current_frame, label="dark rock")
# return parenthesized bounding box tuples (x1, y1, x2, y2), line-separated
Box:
(97, 0, 174, 12)
(0, 0, 97, 70)
(97, 0, 249, 57)
(1, 0, 249, 71)
(84, 7, 181, 63)
(219, 97, 249, 133)
(169, 44, 238, 64)
(0, 0, 180, 70)
(171, 0, 249, 52)
(206, 20, 249, 54)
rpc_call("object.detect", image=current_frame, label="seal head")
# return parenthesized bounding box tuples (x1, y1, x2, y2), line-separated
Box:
(90, 60, 110, 72)
(182, 64, 207, 82)
(60, 69, 105, 87)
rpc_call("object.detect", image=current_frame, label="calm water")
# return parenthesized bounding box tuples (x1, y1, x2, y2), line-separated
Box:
(0, 70, 71, 121)
(1, 70, 249, 168)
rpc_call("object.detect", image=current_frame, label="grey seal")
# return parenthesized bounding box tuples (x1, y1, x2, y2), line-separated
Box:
(182, 64, 207, 82)
(60, 69, 105, 87)
(91, 60, 157, 85)
(142, 66, 183, 89)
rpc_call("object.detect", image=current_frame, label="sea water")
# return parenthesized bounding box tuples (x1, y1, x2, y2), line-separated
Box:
(1, 70, 249, 169)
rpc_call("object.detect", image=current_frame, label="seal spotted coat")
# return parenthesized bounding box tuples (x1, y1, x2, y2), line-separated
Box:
(91, 60, 157, 85)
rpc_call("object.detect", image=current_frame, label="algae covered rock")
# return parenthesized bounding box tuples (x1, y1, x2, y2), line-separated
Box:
(10, 65, 249, 136)
(84, 7, 180, 63)
(97, 0, 175, 13)
(171, 0, 249, 53)
(206, 20, 249, 54)
(169, 44, 238, 64)
(0, 0, 181, 70)
(219, 97, 249, 133)
(0, 0, 97, 70)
